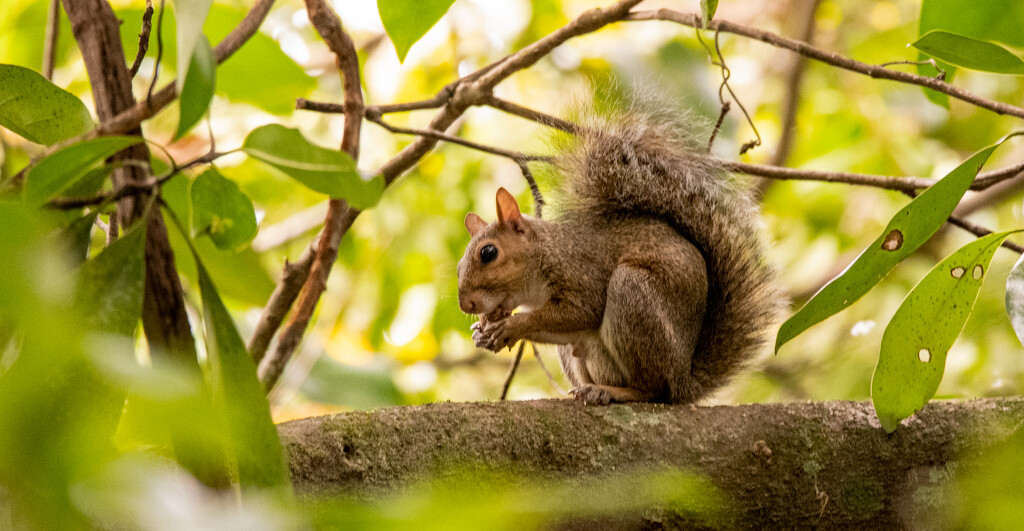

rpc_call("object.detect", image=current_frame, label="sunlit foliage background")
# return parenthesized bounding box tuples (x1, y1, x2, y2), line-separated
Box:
(3, 0, 1024, 425)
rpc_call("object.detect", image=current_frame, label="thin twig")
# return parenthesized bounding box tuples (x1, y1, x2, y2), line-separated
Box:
(627, 9, 1024, 119)
(128, 0, 155, 79)
(480, 95, 580, 134)
(42, 0, 60, 80)
(533, 345, 566, 394)
(146, 0, 166, 107)
(879, 58, 945, 81)
(500, 341, 527, 400)
(366, 113, 552, 163)
(707, 101, 730, 151)
(517, 160, 544, 217)
(296, 91, 451, 115)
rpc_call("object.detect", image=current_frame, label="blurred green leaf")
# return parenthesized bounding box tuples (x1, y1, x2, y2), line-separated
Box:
(778, 135, 1019, 354)
(60, 213, 97, 267)
(916, 52, 953, 108)
(23, 136, 142, 205)
(172, 0, 213, 94)
(913, 31, 1024, 75)
(700, 0, 719, 29)
(117, 6, 314, 116)
(1003, 251, 1024, 348)
(175, 36, 215, 140)
(76, 222, 147, 337)
(0, 63, 94, 145)
(300, 357, 403, 410)
(242, 124, 383, 209)
(195, 259, 291, 490)
(378, 0, 456, 62)
(776, 135, 1019, 353)
(872, 231, 1017, 432)
(190, 168, 257, 250)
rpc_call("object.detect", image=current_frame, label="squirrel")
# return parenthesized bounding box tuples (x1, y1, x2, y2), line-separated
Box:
(456, 103, 781, 405)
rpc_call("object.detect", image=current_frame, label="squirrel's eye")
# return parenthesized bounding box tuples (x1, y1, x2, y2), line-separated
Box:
(479, 244, 498, 264)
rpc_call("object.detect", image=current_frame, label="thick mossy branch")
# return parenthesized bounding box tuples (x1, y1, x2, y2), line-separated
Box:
(279, 398, 1024, 529)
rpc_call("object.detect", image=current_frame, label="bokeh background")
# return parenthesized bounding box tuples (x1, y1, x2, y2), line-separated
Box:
(3, 0, 1024, 423)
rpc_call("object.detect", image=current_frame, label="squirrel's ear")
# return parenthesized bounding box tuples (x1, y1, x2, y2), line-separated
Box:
(495, 188, 522, 225)
(465, 213, 487, 236)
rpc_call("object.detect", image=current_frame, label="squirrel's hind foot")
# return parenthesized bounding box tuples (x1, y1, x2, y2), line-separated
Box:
(569, 384, 652, 405)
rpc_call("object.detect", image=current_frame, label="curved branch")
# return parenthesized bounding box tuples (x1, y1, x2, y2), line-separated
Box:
(627, 9, 1024, 120)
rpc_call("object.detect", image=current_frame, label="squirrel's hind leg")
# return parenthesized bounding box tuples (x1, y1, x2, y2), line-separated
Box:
(600, 258, 708, 404)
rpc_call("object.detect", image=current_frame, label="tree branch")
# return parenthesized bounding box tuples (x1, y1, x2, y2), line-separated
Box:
(256, 0, 364, 391)
(627, 9, 1024, 120)
(279, 397, 1024, 528)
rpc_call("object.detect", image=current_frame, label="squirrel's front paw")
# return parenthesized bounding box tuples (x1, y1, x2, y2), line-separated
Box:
(472, 318, 516, 352)
(569, 384, 613, 405)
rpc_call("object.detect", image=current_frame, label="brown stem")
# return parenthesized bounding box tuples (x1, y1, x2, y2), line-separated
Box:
(128, 0, 154, 79)
(256, 0, 364, 391)
(42, 0, 60, 80)
(500, 342, 527, 400)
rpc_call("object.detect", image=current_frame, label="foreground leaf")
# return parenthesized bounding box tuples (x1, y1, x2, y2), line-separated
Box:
(913, 30, 1024, 75)
(872, 230, 1019, 433)
(378, 0, 456, 62)
(175, 36, 216, 140)
(76, 222, 147, 336)
(196, 260, 291, 489)
(776, 134, 1021, 352)
(24, 136, 143, 205)
(190, 168, 257, 250)
(0, 64, 94, 145)
(242, 124, 382, 209)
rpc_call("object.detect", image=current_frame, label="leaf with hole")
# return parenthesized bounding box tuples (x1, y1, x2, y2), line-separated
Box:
(378, 0, 457, 62)
(913, 30, 1024, 75)
(700, 0, 719, 29)
(872, 230, 1020, 433)
(0, 64, 94, 145)
(175, 36, 215, 140)
(24, 136, 143, 205)
(776, 133, 1022, 353)
(242, 124, 382, 209)
(190, 168, 257, 250)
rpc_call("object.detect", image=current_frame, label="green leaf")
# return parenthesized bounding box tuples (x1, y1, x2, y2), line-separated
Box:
(0, 64, 94, 145)
(242, 124, 383, 209)
(190, 168, 257, 250)
(920, 0, 1024, 48)
(175, 36, 215, 140)
(117, 6, 314, 116)
(378, 0, 457, 62)
(24, 136, 143, 205)
(76, 222, 147, 337)
(700, 0, 719, 29)
(1004, 251, 1024, 348)
(163, 175, 274, 306)
(172, 0, 214, 94)
(871, 230, 1019, 433)
(195, 259, 291, 489)
(776, 134, 1021, 353)
(912, 31, 1024, 75)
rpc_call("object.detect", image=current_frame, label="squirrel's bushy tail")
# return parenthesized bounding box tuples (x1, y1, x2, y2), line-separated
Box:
(553, 100, 782, 401)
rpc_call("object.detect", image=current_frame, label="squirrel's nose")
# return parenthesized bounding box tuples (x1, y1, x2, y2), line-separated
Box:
(459, 293, 478, 314)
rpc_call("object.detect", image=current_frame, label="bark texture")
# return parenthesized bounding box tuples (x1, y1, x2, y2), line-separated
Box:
(279, 397, 1024, 529)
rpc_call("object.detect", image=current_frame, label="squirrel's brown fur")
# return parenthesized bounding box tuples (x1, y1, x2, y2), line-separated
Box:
(458, 101, 781, 404)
